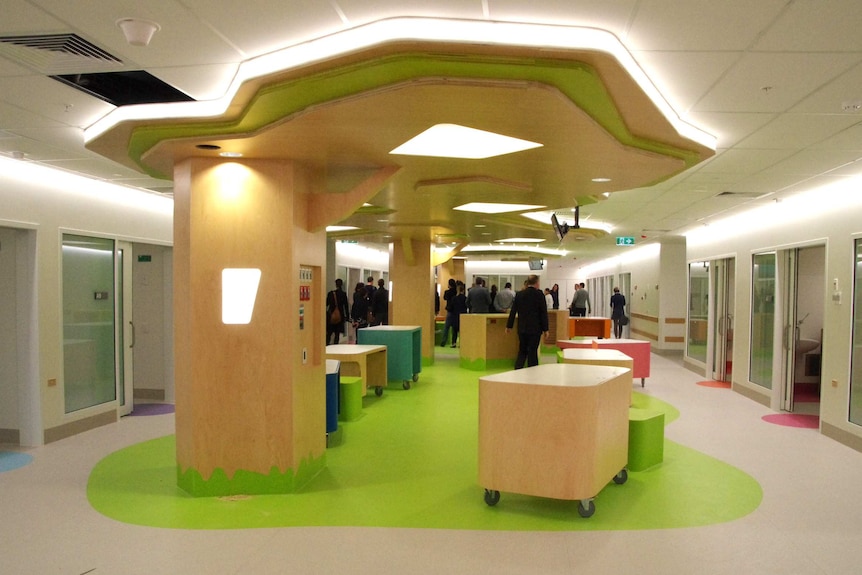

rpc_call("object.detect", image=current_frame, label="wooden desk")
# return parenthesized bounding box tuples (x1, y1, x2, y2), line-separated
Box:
(357, 325, 421, 389)
(546, 310, 569, 345)
(478, 364, 631, 517)
(325, 344, 387, 396)
(558, 338, 650, 386)
(459, 313, 518, 371)
(568, 317, 612, 339)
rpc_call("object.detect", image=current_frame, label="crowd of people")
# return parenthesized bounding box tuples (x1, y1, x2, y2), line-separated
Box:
(326, 276, 390, 345)
(327, 274, 628, 354)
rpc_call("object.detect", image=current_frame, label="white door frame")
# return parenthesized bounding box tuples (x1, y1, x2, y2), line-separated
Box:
(116, 241, 134, 416)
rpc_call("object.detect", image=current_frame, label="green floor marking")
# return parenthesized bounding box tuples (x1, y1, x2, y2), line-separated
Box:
(88, 354, 760, 530)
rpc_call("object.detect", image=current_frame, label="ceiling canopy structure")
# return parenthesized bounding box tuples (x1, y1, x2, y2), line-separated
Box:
(85, 19, 714, 260)
(5, 2, 862, 267)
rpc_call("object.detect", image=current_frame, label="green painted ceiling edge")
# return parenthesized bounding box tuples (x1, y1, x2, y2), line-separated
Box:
(129, 52, 703, 180)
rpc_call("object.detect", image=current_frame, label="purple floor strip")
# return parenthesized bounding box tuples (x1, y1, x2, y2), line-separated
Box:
(129, 403, 175, 416)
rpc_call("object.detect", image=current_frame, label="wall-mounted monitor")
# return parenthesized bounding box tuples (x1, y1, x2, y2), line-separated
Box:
(551, 213, 569, 242)
(528, 258, 544, 270)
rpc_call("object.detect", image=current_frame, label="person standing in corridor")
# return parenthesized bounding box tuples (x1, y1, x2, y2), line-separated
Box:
(505, 274, 549, 369)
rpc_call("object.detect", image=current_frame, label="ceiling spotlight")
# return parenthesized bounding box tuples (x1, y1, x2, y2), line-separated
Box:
(117, 18, 161, 47)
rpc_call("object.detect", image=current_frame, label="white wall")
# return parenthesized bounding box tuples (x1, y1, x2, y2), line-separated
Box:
(0, 156, 173, 444)
(686, 181, 862, 448)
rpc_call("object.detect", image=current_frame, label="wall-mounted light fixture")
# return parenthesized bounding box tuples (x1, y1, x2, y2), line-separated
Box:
(222, 268, 261, 324)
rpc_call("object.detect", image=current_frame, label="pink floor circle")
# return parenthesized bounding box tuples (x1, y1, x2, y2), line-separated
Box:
(761, 414, 819, 428)
(696, 380, 731, 388)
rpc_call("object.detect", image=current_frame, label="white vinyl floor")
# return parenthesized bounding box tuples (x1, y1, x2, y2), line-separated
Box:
(2, 352, 862, 575)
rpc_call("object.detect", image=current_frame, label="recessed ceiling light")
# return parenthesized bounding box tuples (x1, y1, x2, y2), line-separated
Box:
(455, 202, 545, 214)
(376, 219, 388, 223)
(592, 177, 611, 183)
(390, 124, 542, 159)
(326, 225, 359, 232)
(474, 224, 487, 228)
(219, 151, 243, 158)
(496, 237, 545, 243)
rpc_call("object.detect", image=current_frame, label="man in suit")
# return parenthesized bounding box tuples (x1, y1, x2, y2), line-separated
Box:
(505, 274, 549, 369)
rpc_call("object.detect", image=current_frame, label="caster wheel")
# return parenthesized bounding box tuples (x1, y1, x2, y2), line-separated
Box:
(484, 489, 500, 506)
(374, 386, 383, 397)
(412, 374, 419, 383)
(613, 469, 628, 485)
(577, 499, 595, 518)
(403, 380, 411, 390)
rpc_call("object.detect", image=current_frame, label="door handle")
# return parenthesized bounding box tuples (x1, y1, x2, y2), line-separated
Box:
(129, 321, 135, 349)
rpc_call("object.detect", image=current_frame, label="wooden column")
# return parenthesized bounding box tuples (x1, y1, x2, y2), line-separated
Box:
(173, 157, 326, 496)
(389, 238, 436, 365)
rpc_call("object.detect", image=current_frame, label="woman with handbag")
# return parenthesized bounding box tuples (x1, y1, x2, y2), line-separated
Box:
(326, 278, 350, 345)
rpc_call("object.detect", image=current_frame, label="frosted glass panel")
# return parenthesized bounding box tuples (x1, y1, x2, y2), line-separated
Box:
(63, 235, 116, 413)
(688, 262, 708, 363)
(750, 253, 775, 389)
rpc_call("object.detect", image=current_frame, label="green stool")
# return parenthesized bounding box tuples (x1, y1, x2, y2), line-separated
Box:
(339, 376, 363, 422)
(628, 408, 665, 471)
(556, 349, 564, 363)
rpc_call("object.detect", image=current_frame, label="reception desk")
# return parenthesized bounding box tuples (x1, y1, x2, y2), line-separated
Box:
(478, 363, 631, 517)
(568, 316, 612, 339)
(459, 313, 518, 371)
(558, 338, 650, 386)
(325, 344, 388, 396)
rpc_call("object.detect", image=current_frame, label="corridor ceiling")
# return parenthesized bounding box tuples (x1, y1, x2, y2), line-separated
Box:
(2, 1, 862, 267)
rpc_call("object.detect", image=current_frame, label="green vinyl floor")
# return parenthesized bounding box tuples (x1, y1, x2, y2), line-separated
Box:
(87, 350, 762, 531)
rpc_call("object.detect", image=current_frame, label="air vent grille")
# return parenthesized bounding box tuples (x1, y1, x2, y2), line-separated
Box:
(0, 33, 126, 74)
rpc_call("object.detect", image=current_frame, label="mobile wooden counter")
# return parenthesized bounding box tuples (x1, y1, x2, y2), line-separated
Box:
(559, 348, 634, 404)
(357, 325, 421, 389)
(558, 338, 650, 386)
(325, 344, 387, 397)
(546, 309, 570, 345)
(478, 363, 631, 518)
(568, 316, 612, 339)
(459, 313, 518, 371)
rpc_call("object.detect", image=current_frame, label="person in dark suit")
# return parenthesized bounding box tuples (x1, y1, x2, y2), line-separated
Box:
(371, 278, 389, 326)
(505, 274, 549, 369)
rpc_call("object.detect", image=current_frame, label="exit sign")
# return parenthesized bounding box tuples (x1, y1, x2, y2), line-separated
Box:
(616, 236, 635, 246)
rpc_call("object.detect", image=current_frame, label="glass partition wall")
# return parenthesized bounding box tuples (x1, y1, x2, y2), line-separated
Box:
(750, 252, 776, 389)
(62, 235, 117, 413)
(687, 261, 709, 364)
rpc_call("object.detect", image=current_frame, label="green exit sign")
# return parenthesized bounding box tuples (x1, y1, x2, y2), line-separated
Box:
(616, 237, 635, 246)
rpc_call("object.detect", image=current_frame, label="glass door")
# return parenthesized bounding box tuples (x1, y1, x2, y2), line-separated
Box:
(117, 241, 134, 416)
(711, 258, 735, 382)
(779, 249, 798, 411)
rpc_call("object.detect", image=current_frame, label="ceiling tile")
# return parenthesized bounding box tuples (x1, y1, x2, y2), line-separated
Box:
(489, 0, 637, 35)
(684, 111, 778, 148)
(631, 50, 740, 115)
(791, 61, 862, 114)
(695, 148, 797, 176)
(626, 0, 788, 51)
(752, 0, 862, 52)
(735, 113, 862, 150)
(694, 52, 861, 113)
